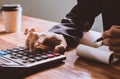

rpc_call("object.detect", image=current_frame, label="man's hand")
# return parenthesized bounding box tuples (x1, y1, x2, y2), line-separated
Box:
(102, 25, 120, 54)
(24, 28, 67, 53)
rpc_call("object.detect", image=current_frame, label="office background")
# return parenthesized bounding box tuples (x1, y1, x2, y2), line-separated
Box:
(0, 0, 103, 32)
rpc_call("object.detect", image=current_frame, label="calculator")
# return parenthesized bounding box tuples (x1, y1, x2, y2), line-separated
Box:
(0, 47, 66, 75)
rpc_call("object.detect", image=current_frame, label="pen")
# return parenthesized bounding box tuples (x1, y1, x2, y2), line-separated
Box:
(94, 37, 120, 58)
(93, 37, 108, 48)
(95, 36, 111, 42)
(95, 37, 106, 42)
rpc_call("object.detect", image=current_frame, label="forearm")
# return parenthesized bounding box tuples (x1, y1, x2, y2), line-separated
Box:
(49, 13, 94, 47)
(49, 0, 101, 47)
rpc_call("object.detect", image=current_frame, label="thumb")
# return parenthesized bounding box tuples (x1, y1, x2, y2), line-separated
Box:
(54, 44, 66, 53)
(54, 34, 67, 53)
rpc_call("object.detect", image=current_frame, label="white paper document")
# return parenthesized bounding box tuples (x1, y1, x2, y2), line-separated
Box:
(76, 44, 120, 64)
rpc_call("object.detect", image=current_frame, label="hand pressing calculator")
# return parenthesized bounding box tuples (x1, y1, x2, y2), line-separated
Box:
(0, 47, 66, 75)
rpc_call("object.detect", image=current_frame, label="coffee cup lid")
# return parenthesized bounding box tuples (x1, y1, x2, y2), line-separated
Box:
(1, 4, 22, 11)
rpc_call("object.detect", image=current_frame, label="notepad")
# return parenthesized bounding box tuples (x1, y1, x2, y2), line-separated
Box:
(76, 44, 120, 64)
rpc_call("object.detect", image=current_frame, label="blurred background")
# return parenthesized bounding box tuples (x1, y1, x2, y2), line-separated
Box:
(0, 0, 103, 32)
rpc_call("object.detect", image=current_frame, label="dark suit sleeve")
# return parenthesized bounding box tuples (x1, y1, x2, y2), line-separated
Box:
(49, 0, 101, 47)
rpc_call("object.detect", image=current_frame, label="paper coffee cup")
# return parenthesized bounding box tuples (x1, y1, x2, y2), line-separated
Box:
(1, 4, 22, 32)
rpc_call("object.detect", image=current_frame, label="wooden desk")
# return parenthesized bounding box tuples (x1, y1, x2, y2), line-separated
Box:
(0, 15, 120, 79)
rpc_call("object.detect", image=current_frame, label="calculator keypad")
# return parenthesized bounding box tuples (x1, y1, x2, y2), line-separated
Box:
(0, 47, 65, 67)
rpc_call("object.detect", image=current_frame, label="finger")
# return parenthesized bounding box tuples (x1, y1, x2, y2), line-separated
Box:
(29, 32, 39, 52)
(54, 44, 66, 53)
(34, 36, 47, 48)
(102, 26, 120, 38)
(34, 38, 54, 51)
(112, 25, 120, 29)
(24, 28, 29, 35)
(24, 27, 37, 35)
(109, 46, 120, 52)
(110, 26, 120, 37)
(36, 44, 52, 51)
(114, 52, 120, 57)
(35, 32, 57, 47)
(54, 34, 67, 53)
(34, 41, 41, 48)
(102, 38, 120, 46)
(25, 32, 33, 48)
(102, 30, 110, 38)
(29, 28, 37, 33)
(34, 33, 51, 51)
(109, 38, 120, 46)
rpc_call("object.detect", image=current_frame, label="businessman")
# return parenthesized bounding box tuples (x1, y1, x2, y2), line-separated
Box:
(25, 0, 120, 54)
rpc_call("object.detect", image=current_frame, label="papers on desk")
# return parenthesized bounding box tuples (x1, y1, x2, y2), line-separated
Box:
(76, 44, 120, 64)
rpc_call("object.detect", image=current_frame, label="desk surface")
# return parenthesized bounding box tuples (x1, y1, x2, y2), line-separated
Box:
(0, 15, 120, 79)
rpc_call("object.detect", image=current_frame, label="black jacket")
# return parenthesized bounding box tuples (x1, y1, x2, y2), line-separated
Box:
(49, 0, 120, 47)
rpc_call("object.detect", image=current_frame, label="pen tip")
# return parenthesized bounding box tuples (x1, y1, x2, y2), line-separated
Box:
(91, 41, 102, 48)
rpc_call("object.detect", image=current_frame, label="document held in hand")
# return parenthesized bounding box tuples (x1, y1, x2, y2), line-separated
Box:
(76, 44, 120, 64)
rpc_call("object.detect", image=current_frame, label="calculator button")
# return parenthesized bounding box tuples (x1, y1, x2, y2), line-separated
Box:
(21, 56, 28, 60)
(12, 49, 18, 52)
(41, 52, 47, 55)
(47, 54, 55, 58)
(41, 55, 48, 59)
(36, 53, 42, 56)
(34, 57, 42, 61)
(18, 51, 24, 54)
(54, 53, 60, 56)
(28, 58, 36, 63)
(48, 51, 53, 54)
(19, 48, 26, 51)
(16, 54, 22, 58)
(13, 47, 19, 49)
(11, 52, 17, 56)
(7, 49, 13, 51)
(22, 53, 29, 56)
(28, 55, 34, 58)
(24, 50, 29, 53)
(0, 51, 8, 55)
(22, 60, 28, 63)
(5, 50, 11, 54)
(10, 56, 18, 59)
